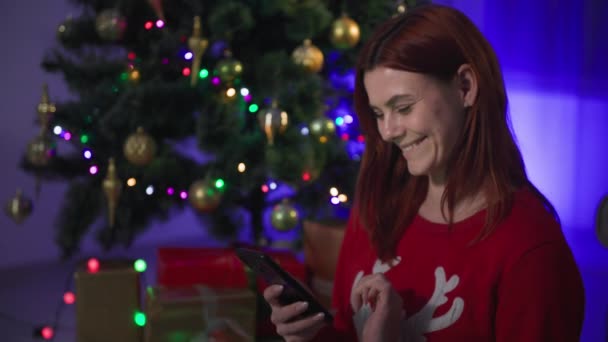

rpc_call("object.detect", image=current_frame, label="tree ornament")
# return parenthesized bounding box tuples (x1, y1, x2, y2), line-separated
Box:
(123, 127, 156, 166)
(216, 50, 243, 83)
(188, 179, 223, 212)
(5, 189, 33, 224)
(147, 0, 165, 20)
(57, 16, 76, 47)
(188, 16, 209, 87)
(292, 39, 324, 73)
(102, 158, 122, 227)
(309, 117, 336, 143)
(37, 84, 56, 131)
(258, 100, 288, 145)
(271, 199, 299, 232)
(95, 9, 127, 41)
(329, 14, 360, 49)
(26, 134, 56, 166)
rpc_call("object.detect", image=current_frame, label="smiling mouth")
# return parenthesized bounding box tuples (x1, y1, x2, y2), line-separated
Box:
(401, 136, 427, 151)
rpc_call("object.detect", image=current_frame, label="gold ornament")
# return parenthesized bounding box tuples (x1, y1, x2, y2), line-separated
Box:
(188, 179, 223, 212)
(26, 134, 55, 166)
(147, 0, 165, 20)
(5, 189, 33, 224)
(188, 16, 209, 86)
(216, 50, 243, 83)
(309, 117, 336, 143)
(292, 39, 324, 73)
(258, 100, 288, 145)
(37, 84, 56, 131)
(102, 158, 122, 227)
(329, 14, 361, 49)
(270, 199, 299, 232)
(96, 9, 127, 41)
(123, 127, 157, 166)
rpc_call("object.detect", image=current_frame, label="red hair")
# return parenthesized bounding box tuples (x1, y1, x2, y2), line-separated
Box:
(353, 4, 557, 261)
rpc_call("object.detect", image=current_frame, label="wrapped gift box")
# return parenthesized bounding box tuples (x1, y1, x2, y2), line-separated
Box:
(145, 286, 256, 342)
(75, 259, 142, 342)
(302, 220, 346, 310)
(157, 247, 306, 289)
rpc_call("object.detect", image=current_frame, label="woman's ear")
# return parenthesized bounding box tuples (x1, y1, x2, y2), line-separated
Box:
(456, 64, 478, 108)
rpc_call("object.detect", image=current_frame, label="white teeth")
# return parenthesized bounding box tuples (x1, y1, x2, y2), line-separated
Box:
(403, 137, 425, 151)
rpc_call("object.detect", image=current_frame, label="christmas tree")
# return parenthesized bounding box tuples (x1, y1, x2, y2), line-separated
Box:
(21, 0, 418, 257)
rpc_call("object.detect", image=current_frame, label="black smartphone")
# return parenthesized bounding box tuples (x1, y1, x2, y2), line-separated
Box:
(235, 247, 333, 323)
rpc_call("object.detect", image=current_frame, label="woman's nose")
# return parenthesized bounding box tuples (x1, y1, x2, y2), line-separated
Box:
(380, 114, 403, 142)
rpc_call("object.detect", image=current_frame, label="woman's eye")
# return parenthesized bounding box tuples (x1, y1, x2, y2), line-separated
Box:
(397, 106, 412, 114)
(373, 111, 384, 119)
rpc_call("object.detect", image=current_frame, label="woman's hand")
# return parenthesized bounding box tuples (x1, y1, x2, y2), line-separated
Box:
(263, 285, 326, 342)
(351, 273, 404, 342)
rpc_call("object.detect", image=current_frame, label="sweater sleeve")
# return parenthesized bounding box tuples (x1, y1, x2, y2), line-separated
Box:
(495, 241, 585, 342)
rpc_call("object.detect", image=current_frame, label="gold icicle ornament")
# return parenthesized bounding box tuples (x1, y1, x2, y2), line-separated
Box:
(102, 158, 122, 227)
(258, 100, 288, 145)
(37, 84, 56, 131)
(188, 16, 209, 86)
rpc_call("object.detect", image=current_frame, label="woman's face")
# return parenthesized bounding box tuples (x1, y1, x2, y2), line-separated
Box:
(363, 66, 469, 183)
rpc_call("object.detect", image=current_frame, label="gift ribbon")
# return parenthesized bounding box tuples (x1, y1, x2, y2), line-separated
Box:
(189, 285, 254, 342)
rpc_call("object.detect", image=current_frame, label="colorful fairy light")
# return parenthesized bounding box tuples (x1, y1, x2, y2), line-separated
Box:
(261, 184, 269, 193)
(357, 135, 365, 142)
(199, 69, 209, 78)
(144, 21, 154, 30)
(269, 182, 277, 190)
(226, 88, 236, 97)
(211, 77, 221, 86)
(301, 127, 310, 135)
(329, 187, 339, 196)
(240, 88, 249, 96)
(244, 94, 253, 102)
(53, 126, 62, 135)
(87, 258, 100, 273)
(344, 115, 354, 124)
(341, 133, 350, 141)
(248, 104, 258, 113)
(237, 163, 246, 173)
(302, 172, 311, 181)
(179, 191, 188, 199)
(184, 52, 193, 60)
(89, 166, 98, 175)
(83, 149, 92, 159)
(127, 52, 136, 60)
(41, 326, 54, 340)
(155, 20, 164, 28)
(63, 291, 76, 305)
(338, 194, 348, 202)
(127, 178, 137, 187)
(166, 187, 175, 195)
(134, 311, 146, 327)
(146, 185, 154, 195)
(331, 197, 340, 205)
(63, 132, 72, 141)
(182, 68, 191, 76)
(134, 259, 147, 272)
(80, 134, 89, 144)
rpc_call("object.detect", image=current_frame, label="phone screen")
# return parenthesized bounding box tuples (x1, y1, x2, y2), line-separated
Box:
(235, 248, 333, 322)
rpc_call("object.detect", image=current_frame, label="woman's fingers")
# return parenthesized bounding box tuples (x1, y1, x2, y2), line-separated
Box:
(276, 311, 326, 336)
(351, 273, 392, 311)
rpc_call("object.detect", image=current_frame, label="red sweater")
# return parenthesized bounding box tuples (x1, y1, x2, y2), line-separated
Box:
(317, 189, 584, 341)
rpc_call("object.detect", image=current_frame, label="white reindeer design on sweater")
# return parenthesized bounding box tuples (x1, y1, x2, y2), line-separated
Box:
(352, 258, 464, 341)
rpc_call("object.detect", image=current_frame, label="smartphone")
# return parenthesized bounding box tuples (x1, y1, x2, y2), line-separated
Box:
(235, 247, 333, 323)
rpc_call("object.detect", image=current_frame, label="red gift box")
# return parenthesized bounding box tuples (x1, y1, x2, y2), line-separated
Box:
(157, 246, 306, 289)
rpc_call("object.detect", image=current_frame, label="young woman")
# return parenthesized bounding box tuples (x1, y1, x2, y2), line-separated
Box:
(264, 4, 585, 341)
